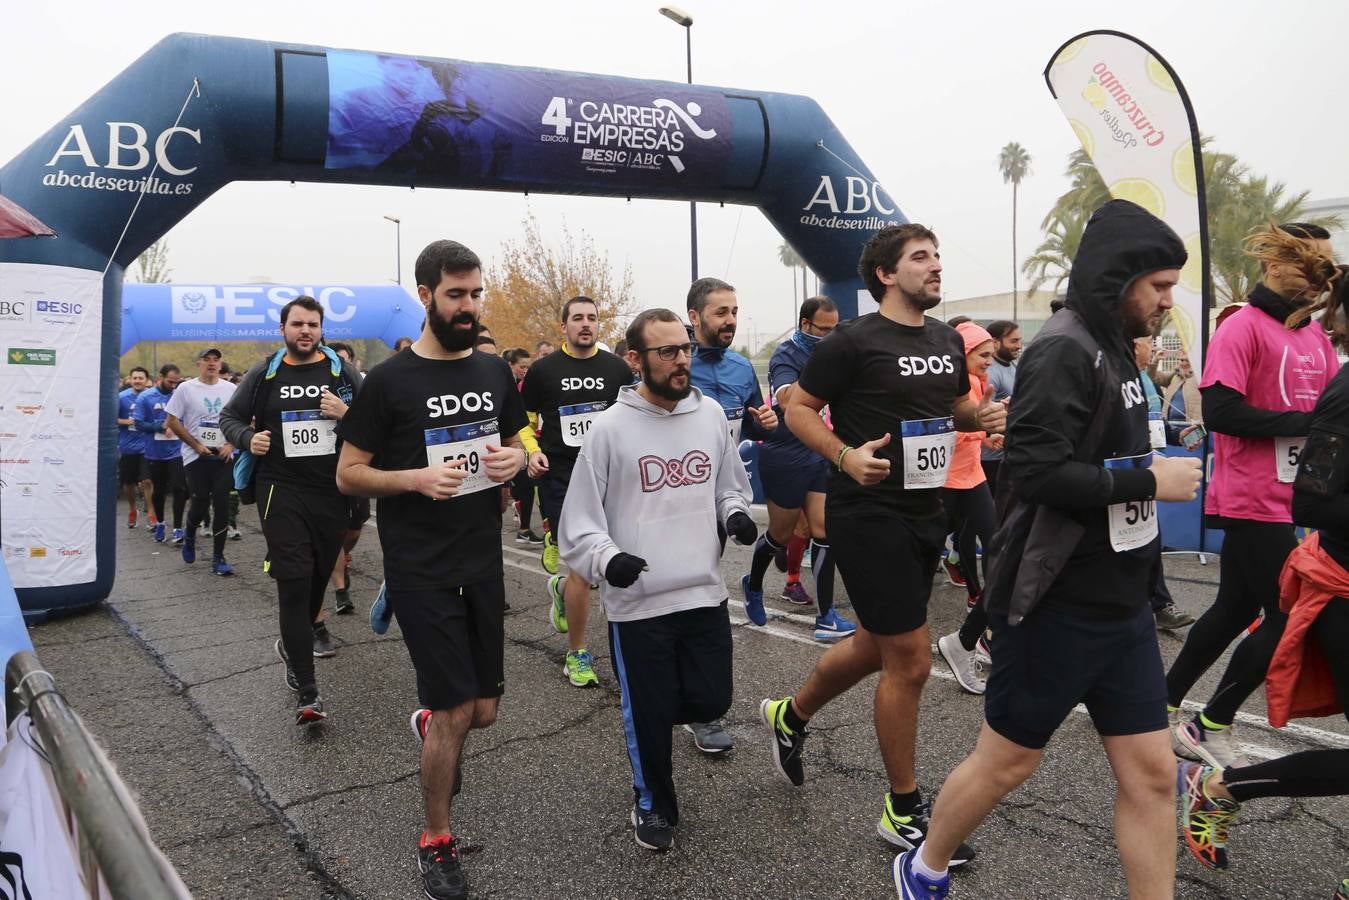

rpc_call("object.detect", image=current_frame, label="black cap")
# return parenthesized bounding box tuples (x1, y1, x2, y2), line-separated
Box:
(198, 347, 222, 360)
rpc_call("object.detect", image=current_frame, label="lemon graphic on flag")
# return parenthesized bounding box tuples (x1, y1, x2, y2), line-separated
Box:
(1172, 145, 1198, 196)
(1069, 119, 1095, 158)
(1054, 37, 1089, 66)
(1081, 78, 1107, 110)
(1109, 178, 1166, 219)
(1179, 233, 1204, 293)
(1146, 56, 1177, 92)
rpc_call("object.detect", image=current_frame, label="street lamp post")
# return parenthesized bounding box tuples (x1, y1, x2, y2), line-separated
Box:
(382, 215, 401, 286)
(659, 6, 697, 282)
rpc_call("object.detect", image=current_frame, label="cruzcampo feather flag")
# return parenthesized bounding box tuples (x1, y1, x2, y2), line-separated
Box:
(1045, 30, 1211, 377)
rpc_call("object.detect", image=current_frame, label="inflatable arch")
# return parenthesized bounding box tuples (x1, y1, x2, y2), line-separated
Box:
(0, 33, 907, 617)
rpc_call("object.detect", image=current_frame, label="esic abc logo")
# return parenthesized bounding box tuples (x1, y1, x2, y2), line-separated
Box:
(426, 392, 496, 418)
(36, 300, 83, 315)
(896, 355, 955, 377)
(0, 301, 25, 319)
(279, 385, 330, 400)
(562, 377, 605, 391)
(639, 451, 711, 492)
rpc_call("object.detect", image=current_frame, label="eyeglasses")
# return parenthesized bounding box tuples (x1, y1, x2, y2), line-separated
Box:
(803, 319, 835, 335)
(636, 342, 693, 361)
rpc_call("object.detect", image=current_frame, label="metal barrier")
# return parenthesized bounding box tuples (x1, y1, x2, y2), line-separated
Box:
(6, 649, 192, 900)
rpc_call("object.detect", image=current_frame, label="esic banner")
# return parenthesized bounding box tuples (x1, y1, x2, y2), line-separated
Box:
(0, 264, 103, 589)
(1045, 31, 1210, 379)
(326, 51, 733, 192)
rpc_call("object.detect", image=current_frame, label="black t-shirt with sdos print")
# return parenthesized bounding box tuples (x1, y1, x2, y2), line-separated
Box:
(519, 348, 634, 476)
(341, 349, 528, 590)
(798, 313, 969, 519)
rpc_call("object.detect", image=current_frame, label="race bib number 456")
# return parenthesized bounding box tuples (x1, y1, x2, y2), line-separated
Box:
(424, 418, 499, 497)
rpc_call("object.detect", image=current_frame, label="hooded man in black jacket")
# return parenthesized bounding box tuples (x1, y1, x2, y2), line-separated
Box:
(894, 201, 1202, 899)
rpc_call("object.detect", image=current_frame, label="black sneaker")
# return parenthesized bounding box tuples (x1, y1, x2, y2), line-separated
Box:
(296, 689, 327, 726)
(418, 835, 468, 900)
(630, 805, 674, 852)
(274, 638, 299, 692)
(515, 529, 544, 545)
(312, 624, 337, 658)
(759, 698, 809, 786)
(333, 588, 355, 615)
(1154, 604, 1196, 631)
(878, 795, 976, 867)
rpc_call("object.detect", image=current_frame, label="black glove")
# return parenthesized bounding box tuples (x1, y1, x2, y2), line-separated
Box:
(605, 552, 648, 588)
(726, 511, 757, 546)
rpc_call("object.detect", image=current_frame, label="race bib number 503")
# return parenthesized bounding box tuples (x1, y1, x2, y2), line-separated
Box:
(900, 416, 955, 489)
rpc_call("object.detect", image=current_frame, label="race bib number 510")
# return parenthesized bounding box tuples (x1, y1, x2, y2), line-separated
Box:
(559, 400, 607, 448)
(424, 418, 499, 497)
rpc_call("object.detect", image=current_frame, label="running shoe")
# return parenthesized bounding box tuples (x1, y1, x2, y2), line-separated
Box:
(211, 554, 233, 577)
(630, 805, 673, 852)
(1176, 716, 1248, 769)
(274, 638, 299, 693)
(941, 558, 966, 588)
(741, 574, 766, 626)
(227, 525, 242, 541)
(410, 708, 432, 743)
(1177, 760, 1238, 870)
(1169, 708, 1200, 761)
(759, 697, 808, 786)
(547, 575, 568, 633)
(683, 720, 733, 754)
(975, 632, 992, 665)
(878, 795, 976, 867)
(333, 588, 354, 615)
(296, 690, 327, 726)
(814, 608, 856, 642)
(153, 522, 167, 543)
(418, 834, 468, 900)
(894, 848, 950, 900)
(127, 509, 137, 529)
(1335, 877, 1349, 900)
(541, 531, 559, 575)
(516, 529, 544, 545)
(312, 623, 336, 658)
(370, 581, 392, 635)
(1155, 604, 1196, 631)
(181, 535, 196, 565)
(171, 527, 185, 545)
(564, 649, 598, 687)
(938, 632, 986, 695)
(781, 581, 813, 606)
(146, 516, 157, 531)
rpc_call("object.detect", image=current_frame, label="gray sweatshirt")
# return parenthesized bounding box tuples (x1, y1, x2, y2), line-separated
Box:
(559, 384, 752, 622)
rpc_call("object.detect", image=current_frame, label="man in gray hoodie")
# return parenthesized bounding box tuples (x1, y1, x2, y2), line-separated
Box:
(559, 307, 758, 853)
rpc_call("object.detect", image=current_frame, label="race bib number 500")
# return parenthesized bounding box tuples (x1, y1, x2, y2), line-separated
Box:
(900, 416, 955, 489)
(424, 418, 499, 497)
(1104, 453, 1157, 552)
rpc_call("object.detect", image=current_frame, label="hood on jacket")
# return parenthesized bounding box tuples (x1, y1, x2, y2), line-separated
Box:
(1065, 199, 1187, 363)
(616, 382, 706, 417)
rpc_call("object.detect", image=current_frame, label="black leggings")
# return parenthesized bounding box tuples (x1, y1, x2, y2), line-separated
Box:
(278, 573, 326, 693)
(944, 484, 995, 652)
(1221, 597, 1349, 802)
(511, 474, 535, 529)
(1166, 521, 1298, 724)
(185, 457, 231, 557)
(146, 457, 187, 528)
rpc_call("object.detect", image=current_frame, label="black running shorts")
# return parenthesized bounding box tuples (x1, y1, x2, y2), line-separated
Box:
(537, 470, 571, 534)
(146, 456, 186, 493)
(119, 453, 143, 486)
(390, 579, 507, 711)
(826, 510, 944, 635)
(256, 480, 348, 582)
(983, 605, 1168, 750)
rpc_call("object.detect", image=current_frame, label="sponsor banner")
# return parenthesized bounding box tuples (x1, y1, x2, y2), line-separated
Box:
(0, 264, 101, 588)
(325, 50, 733, 190)
(1046, 31, 1209, 378)
(119, 283, 424, 353)
(40, 121, 201, 197)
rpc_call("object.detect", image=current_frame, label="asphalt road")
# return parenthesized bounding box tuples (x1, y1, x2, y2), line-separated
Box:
(28, 502, 1349, 899)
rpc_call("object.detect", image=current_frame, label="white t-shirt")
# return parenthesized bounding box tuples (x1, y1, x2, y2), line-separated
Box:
(164, 378, 237, 465)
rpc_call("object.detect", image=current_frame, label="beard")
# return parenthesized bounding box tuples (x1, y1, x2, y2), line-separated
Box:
(995, 346, 1015, 363)
(284, 332, 322, 359)
(899, 286, 941, 311)
(640, 356, 692, 402)
(700, 322, 735, 349)
(427, 300, 480, 352)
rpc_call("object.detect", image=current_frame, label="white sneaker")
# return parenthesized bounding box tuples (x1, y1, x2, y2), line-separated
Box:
(227, 525, 242, 541)
(1176, 716, 1248, 769)
(1169, 709, 1200, 761)
(938, 632, 986, 695)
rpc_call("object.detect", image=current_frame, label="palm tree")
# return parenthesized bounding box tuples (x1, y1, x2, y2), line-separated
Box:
(998, 142, 1032, 318)
(778, 241, 806, 320)
(1022, 205, 1089, 297)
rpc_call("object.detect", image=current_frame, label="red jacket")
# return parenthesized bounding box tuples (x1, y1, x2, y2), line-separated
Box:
(1266, 531, 1348, 727)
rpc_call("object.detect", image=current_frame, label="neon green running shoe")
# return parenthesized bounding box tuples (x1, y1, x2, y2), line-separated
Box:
(877, 793, 976, 867)
(1334, 877, 1348, 900)
(541, 531, 559, 575)
(548, 574, 568, 633)
(564, 648, 598, 687)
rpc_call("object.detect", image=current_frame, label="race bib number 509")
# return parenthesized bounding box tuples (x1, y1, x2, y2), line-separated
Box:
(424, 418, 499, 497)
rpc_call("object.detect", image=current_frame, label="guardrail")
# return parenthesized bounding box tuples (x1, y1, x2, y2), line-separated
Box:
(6, 649, 191, 900)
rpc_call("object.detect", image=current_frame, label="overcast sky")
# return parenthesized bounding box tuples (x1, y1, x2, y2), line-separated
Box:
(4, 1, 1346, 348)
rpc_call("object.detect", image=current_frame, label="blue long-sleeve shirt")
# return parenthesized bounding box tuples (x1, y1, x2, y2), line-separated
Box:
(133, 386, 181, 460)
(688, 343, 771, 443)
(117, 387, 148, 455)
